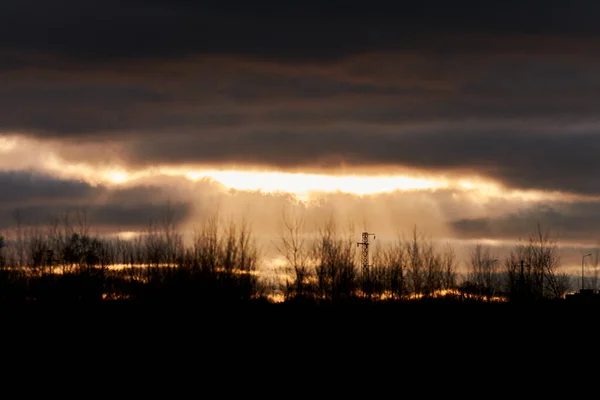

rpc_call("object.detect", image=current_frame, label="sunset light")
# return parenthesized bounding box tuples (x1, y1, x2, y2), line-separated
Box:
(185, 170, 448, 196)
(106, 171, 129, 184)
(4, 1, 600, 313)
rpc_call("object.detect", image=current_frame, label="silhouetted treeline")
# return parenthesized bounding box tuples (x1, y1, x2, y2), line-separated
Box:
(0, 210, 259, 305)
(0, 210, 596, 307)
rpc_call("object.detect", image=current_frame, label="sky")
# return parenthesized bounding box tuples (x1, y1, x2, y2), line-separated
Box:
(2, 0, 600, 276)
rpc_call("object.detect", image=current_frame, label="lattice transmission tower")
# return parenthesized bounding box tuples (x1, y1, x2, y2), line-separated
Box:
(357, 232, 376, 279)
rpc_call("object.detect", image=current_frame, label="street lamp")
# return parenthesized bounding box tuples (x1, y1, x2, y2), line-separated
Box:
(582, 253, 592, 292)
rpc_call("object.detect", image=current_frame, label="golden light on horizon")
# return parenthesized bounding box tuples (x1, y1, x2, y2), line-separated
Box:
(116, 231, 139, 240)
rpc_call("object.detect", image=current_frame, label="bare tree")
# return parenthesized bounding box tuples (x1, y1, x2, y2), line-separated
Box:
(368, 242, 385, 300)
(0, 234, 6, 271)
(504, 224, 566, 301)
(311, 214, 357, 302)
(221, 218, 239, 275)
(422, 242, 444, 298)
(405, 225, 424, 298)
(195, 212, 220, 274)
(467, 244, 499, 301)
(382, 237, 406, 301)
(274, 205, 310, 300)
(404, 225, 444, 298)
(235, 216, 260, 300)
(12, 209, 25, 268)
(161, 201, 184, 267)
(440, 243, 458, 294)
(528, 224, 565, 299)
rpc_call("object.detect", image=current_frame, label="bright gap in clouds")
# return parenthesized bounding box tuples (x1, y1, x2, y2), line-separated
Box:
(0, 134, 585, 202)
(101, 167, 565, 204)
(96, 167, 581, 205)
(184, 170, 447, 196)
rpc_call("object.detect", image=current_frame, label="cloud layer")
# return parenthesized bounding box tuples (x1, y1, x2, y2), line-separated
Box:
(4, 51, 600, 195)
(3, 1, 600, 62)
(0, 171, 193, 232)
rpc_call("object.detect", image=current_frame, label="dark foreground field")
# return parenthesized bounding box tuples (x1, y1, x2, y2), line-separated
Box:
(0, 298, 594, 382)
(2, 298, 595, 340)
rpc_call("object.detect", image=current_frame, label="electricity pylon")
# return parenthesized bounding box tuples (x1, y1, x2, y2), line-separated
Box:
(357, 232, 376, 280)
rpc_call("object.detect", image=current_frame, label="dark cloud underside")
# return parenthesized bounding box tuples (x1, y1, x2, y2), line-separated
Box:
(0, 171, 192, 230)
(2, 0, 600, 198)
(451, 201, 600, 241)
(0, 171, 97, 204)
(2, 1, 600, 62)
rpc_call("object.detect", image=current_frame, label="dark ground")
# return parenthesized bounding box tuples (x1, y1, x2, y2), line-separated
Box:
(0, 299, 592, 385)
(2, 298, 594, 339)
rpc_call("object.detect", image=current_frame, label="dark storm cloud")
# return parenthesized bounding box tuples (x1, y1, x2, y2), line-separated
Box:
(3, 0, 600, 197)
(4, 50, 600, 194)
(0, 82, 171, 135)
(0, 202, 191, 231)
(451, 201, 600, 242)
(4, 52, 600, 135)
(0, 172, 192, 230)
(2, 0, 600, 64)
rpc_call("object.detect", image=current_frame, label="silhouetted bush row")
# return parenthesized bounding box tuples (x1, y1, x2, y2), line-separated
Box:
(0, 210, 591, 306)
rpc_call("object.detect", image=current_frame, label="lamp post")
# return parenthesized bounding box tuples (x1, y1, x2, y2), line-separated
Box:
(582, 253, 592, 292)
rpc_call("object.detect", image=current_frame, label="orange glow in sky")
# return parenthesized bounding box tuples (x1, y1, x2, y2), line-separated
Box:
(185, 170, 447, 196)
(0, 134, 590, 204)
